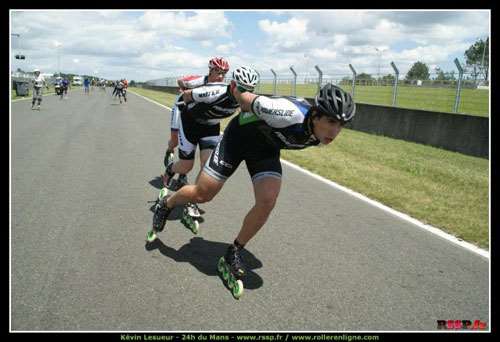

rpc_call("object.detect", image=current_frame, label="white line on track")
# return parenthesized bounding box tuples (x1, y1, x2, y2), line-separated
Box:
(129, 89, 489, 259)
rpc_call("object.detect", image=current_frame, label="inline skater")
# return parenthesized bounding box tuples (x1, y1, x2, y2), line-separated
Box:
(62, 77, 70, 99)
(54, 76, 63, 98)
(163, 72, 217, 195)
(163, 75, 203, 194)
(115, 80, 126, 104)
(150, 79, 355, 299)
(161, 57, 230, 219)
(83, 78, 90, 94)
(122, 79, 128, 102)
(31, 68, 49, 110)
(112, 80, 120, 98)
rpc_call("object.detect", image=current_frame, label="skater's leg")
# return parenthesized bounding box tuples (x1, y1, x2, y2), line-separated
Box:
(37, 90, 42, 107)
(167, 131, 179, 152)
(196, 148, 213, 183)
(235, 176, 281, 246)
(165, 171, 224, 209)
(171, 159, 194, 178)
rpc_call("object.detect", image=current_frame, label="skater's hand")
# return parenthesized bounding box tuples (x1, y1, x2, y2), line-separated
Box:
(181, 90, 193, 104)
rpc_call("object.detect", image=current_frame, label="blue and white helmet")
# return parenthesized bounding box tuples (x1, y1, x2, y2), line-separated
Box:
(232, 66, 259, 92)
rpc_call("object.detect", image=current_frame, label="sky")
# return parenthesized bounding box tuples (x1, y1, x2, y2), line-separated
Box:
(10, 10, 490, 82)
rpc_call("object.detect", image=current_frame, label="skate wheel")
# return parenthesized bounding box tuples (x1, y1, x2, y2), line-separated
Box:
(192, 220, 200, 234)
(217, 257, 226, 273)
(228, 274, 236, 289)
(146, 231, 157, 242)
(222, 264, 230, 281)
(232, 280, 244, 299)
(158, 187, 169, 201)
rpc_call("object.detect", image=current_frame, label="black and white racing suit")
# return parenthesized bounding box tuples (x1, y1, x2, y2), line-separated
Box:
(116, 82, 125, 98)
(203, 95, 320, 183)
(177, 82, 239, 160)
(171, 75, 208, 134)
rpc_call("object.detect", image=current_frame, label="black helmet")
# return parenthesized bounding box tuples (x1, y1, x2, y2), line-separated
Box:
(315, 83, 355, 124)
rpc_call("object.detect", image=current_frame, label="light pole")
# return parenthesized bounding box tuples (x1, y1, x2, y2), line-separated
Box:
(375, 48, 381, 85)
(12, 33, 26, 61)
(54, 42, 62, 76)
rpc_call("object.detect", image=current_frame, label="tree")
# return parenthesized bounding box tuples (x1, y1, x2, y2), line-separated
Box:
(130, 80, 136, 87)
(381, 74, 395, 83)
(357, 73, 374, 80)
(465, 37, 489, 80)
(406, 61, 430, 80)
(435, 70, 456, 81)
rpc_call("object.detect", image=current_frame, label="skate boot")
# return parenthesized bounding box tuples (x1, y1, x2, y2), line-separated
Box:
(37, 104, 41, 110)
(177, 174, 188, 189)
(163, 150, 174, 169)
(170, 174, 188, 191)
(180, 206, 200, 234)
(217, 244, 246, 299)
(146, 189, 171, 242)
(162, 155, 175, 188)
(186, 202, 201, 218)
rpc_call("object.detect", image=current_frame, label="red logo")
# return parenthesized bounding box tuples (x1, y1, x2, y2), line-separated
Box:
(437, 320, 487, 330)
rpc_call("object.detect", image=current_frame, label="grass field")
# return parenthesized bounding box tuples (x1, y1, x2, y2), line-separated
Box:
(255, 83, 489, 117)
(129, 86, 490, 249)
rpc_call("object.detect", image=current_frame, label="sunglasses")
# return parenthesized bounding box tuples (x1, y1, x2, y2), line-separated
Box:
(211, 69, 227, 76)
(237, 85, 257, 94)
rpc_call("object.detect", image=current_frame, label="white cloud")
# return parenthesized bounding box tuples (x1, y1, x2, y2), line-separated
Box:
(10, 10, 490, 81)
(215, 42, 236, 54)
(259, 17, 309, 50)
(138, 11, 231, 40)
(310, 48, 337, 60)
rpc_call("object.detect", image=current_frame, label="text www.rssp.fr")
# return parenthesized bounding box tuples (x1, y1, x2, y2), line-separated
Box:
(235, 335, 380, 342)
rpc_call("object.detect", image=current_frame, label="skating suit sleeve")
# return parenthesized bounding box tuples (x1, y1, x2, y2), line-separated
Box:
(251, 96, 308, 128)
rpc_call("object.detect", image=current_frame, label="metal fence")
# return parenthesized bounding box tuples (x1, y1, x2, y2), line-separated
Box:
(145, 59, 489, 116)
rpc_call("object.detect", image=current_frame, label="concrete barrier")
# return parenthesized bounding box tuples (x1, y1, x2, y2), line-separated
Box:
(348, 103, 488, 159)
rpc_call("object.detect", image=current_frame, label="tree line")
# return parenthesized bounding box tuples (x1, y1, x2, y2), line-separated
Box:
(342, 37, 489, 83)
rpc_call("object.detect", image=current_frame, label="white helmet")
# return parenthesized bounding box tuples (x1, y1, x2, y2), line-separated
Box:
(232, 66, 259, 92)
(33, 68, 40, 73)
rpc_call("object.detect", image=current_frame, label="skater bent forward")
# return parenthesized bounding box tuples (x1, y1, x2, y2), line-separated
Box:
(150, 69, 355, 298)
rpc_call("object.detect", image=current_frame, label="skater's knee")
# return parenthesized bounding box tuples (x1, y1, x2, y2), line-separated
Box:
(175, 160, 194, 174)
(255, 195, 278, 212)
(193, 186, 215, 203)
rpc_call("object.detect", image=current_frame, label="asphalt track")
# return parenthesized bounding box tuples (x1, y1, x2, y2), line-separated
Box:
(11, 88, 489, 331)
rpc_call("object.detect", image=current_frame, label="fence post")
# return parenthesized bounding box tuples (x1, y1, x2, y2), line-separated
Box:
(290, 66, 297, 97)
(390, 61, 399, 106)
(315, 65, 323, 93)
(255, 69, 261, 93)
(454, 58, 464, 113)
(349, 64, 357, 99)
(270, 69, 277, 95)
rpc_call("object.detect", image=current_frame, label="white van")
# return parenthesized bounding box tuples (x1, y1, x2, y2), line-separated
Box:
(73, 76, 83, 86)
